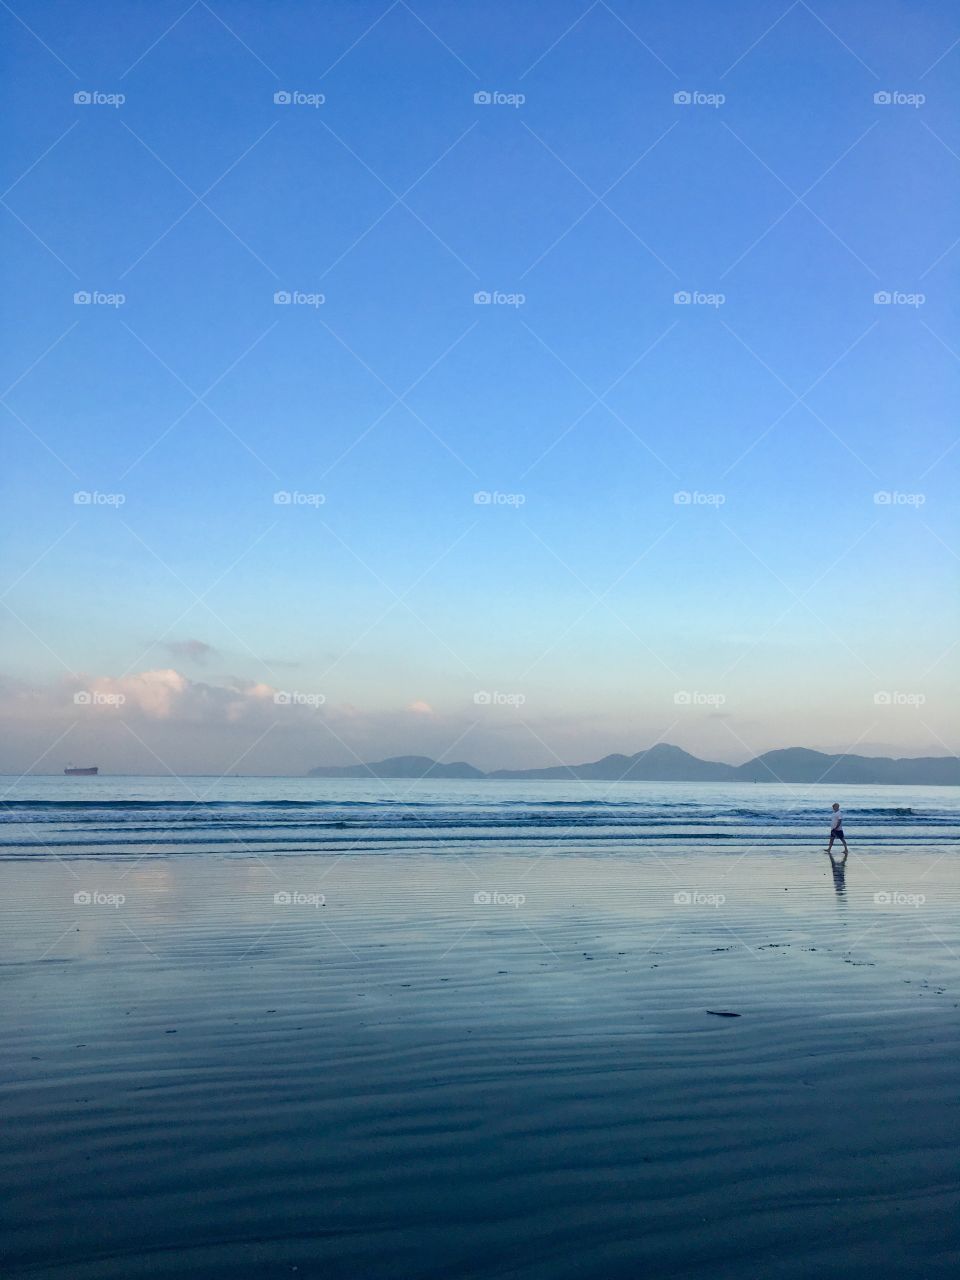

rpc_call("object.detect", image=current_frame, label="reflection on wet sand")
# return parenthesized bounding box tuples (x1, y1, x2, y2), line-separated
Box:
(825, 849, 848, 899)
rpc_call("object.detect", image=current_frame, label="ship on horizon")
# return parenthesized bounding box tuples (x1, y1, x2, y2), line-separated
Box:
(64, 765, 98, 776)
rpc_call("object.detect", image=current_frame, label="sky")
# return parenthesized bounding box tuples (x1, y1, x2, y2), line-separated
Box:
(1, 0, 958, 775)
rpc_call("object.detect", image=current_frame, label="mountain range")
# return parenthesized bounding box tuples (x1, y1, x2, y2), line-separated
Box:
(308, 744, 960, 785)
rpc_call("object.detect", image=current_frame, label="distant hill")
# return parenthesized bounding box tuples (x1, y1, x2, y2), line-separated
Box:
(488, 743, 737, 781)
(308, 744, 960, 785)
(308, 755, 485, 780)
(735, 748, 960, 786)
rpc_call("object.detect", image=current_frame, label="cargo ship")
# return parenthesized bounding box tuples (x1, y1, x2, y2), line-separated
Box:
(64, 765, 98, 776)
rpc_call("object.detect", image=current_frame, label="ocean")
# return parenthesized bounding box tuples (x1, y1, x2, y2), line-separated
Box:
(2, 775, 956, 860)
(2, 777, 959, 1278)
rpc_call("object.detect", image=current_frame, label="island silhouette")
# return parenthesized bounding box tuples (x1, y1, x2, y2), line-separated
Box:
(308, 744, 960, 785)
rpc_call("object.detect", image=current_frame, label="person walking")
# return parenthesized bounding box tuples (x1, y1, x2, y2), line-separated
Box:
(825, 802, 848, 854)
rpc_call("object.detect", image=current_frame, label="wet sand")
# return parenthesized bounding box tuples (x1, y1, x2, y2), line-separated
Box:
(2, 846, 959, 1278)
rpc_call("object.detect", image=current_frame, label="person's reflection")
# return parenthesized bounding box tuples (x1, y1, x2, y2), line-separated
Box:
(824, 848, 848, 899)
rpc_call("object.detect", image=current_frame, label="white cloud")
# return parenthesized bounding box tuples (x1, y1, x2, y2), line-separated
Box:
(2, 669, 296, 727)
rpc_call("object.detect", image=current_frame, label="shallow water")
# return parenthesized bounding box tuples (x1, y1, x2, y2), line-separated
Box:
(1, 781, 958, 1277)
(1, 776, 956, 859)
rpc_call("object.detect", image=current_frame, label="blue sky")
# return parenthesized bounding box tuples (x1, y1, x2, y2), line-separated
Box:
(2, 0, 958, 774)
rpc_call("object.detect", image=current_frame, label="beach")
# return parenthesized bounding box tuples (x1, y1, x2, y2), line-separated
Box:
(2, 779, 959, 1277)
(6, 0, 955, 1271)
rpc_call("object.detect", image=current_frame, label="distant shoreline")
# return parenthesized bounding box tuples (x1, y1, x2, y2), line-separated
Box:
(308, 744, 960, 787)
(10, 743, 960, 788)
